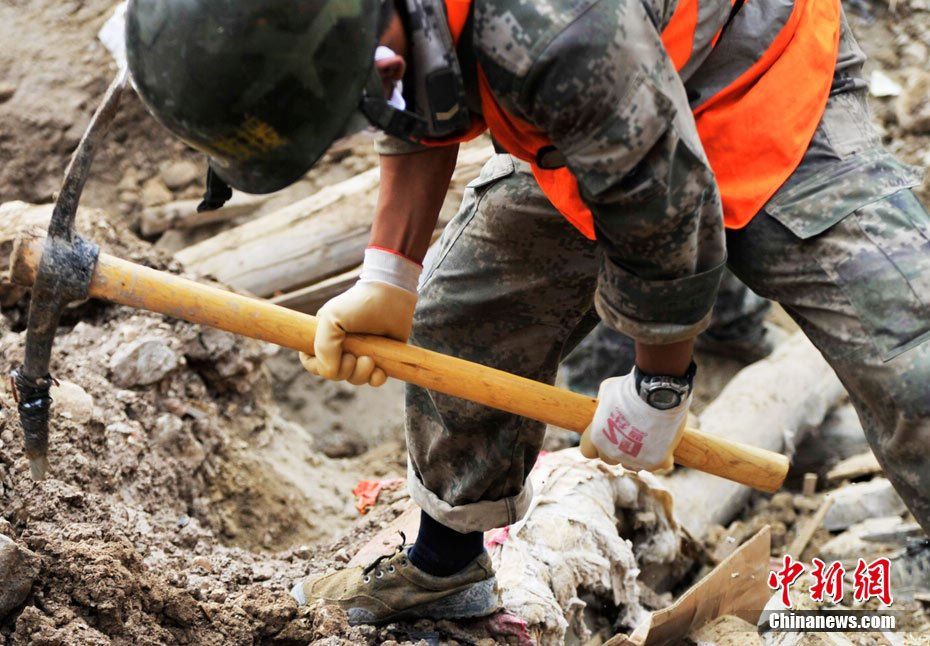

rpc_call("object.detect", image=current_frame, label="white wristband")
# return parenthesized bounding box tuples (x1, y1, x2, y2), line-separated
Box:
(359, 247, 422, 294)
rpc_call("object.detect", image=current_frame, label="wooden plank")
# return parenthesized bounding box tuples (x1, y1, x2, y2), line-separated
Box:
(176, 145, 494, 298)
(825, 451, 881, 483)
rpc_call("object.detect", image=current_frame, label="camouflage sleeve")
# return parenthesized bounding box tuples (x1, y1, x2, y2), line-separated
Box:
(476, 0, 726, 344)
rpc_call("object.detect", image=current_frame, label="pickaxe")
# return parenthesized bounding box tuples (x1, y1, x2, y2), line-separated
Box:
(8, 74, 790, 493)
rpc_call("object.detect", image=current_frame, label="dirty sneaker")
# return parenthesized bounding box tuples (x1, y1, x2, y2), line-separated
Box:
(290, 542, 501, 625)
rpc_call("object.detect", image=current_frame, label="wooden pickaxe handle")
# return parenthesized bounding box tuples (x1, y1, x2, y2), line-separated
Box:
(12, 234, 789, 492)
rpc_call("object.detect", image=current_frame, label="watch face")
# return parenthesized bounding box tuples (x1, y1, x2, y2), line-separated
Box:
(646, 387, 682, 410)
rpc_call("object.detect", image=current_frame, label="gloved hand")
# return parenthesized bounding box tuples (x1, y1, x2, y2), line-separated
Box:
(579, 371, 691, 472)
(300, 247, 420, 387)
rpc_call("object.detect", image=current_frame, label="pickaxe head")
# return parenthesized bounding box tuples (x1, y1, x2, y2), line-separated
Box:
(10, 72, 127, 479)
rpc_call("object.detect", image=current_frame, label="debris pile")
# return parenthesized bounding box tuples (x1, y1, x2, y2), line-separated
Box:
(1, 1, 930, 644)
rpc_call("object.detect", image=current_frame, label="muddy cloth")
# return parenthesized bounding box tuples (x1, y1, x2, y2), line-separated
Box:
(405, 14, 930, 535)
(560, 270, 770, 397)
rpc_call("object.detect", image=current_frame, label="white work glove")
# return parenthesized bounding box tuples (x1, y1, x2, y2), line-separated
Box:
(300, 247, 420, 387)
(579, 371, 691, 472)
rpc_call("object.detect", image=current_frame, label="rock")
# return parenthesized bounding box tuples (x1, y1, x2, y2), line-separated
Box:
(118, 168, 141, 191)
(184, 327, 236, 360)
(109, 336, 179, 387)
(895, 68, 930, 135)
(822, 479, 907, 532)
(0, 534, 40, 619)
(140, 177, 173, 207)
(159, 160, 201, 191)
(819, 516, 904, 561)
(0, 83, 16, 104)
(861, 522, 924, 545)
(869, 69, 902, 98)
(191, 556, 212, 573)
(314, 425, 368, 459)
(49, 380, 94, 424)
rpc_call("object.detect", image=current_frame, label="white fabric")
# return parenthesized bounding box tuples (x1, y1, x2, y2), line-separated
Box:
(360, 247, 422, 294)
(590, 372, 690, 471)
(98, 2, 128, 72)
(375, 45, 406, 110)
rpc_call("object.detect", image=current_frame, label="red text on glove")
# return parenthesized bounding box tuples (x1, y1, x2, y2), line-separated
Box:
(601, 410, 645, 457)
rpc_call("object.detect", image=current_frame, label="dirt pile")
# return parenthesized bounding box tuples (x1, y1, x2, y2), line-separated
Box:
(0, 204, 412, 643)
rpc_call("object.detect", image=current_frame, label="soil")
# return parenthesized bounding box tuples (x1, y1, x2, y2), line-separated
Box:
(1, 0, 930, 644)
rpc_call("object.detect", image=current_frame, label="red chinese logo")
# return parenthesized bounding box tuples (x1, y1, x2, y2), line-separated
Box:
(809, 558, 844, 604)
(601, 410, 645, 457)
(853, 557, 892, 606)
(768, 556, 894, 607)
(768, 555, 806, 607)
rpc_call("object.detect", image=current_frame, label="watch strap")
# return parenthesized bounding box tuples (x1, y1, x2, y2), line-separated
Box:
(633, 360, 697, 394)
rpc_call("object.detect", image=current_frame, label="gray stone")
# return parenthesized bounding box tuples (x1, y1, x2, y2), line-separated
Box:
(49, 380, 94, 424)
(823, 479, 907, 532)
(140, 176, 173, 207)
(159, 160, 201, 191)
(0, 534, 39, 619)
(819, 516, 903, 561)
(109, 336, 179, 387)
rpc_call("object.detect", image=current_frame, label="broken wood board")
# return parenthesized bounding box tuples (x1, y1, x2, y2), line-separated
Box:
(787, 494, 833, 558)
(139, 192, 270, 237)
(270, 225, 447, 313)
(661, 333, 847, 537)
(605, 526, 772, 646)
(825, 450, 881, 483)
(176, 145, 494, 297)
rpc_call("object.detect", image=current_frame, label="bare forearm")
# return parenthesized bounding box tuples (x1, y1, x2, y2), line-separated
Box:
(369, 144, 459, 262)
(635, 338, 694, 377)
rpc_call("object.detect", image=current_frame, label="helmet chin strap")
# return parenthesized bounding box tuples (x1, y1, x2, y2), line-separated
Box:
(359, 63, 430, 141)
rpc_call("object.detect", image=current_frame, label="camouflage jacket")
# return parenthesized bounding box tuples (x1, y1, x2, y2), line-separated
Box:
(381, 0, 727, 344)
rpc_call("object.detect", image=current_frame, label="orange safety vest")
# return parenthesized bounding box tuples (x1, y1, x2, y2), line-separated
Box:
(430, 0, 841, 239)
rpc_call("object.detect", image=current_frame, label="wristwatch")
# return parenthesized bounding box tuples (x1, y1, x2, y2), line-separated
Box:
(633, 361, 697, 410)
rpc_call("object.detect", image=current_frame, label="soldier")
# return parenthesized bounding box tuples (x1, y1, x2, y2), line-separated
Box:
(561, 269, 775, 397)
(127, 0, 930, 624)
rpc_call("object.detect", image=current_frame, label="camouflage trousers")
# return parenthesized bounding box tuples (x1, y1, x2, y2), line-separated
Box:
(406, 90, 930, 538)
(560, 270, 770, 397)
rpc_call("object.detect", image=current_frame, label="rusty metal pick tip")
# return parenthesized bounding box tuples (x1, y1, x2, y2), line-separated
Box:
(29, 456, 49, 481)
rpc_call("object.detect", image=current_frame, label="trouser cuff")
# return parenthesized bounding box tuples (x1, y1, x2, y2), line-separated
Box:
(406, 459, 534, 533)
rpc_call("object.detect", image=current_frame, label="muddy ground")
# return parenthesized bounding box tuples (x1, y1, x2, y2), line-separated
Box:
(2, 0, 930, 644)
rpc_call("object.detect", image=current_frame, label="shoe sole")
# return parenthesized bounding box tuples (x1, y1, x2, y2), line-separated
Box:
(347, 577, 502, 625)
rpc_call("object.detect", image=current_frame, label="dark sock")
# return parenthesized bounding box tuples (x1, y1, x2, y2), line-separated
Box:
(408, 510, 485, 577)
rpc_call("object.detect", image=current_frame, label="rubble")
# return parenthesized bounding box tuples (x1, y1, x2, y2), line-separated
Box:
(140, 176, 174, 208)
(1, 1, 929, 643)
(822, 479, 908, 531)
(0, 535, 39, 619)
(159, 159, 201, 191)
(825, 451, 882, 484)
(108, 335, 180, 386)
(48, 380, 94, 425)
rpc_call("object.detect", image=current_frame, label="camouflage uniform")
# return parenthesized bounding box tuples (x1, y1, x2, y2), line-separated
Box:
(397, 2, 930, 534)
(560, 271, 771, 397)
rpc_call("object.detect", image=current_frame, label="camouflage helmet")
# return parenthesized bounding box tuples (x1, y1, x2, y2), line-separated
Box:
(126, 0, 389, 194)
